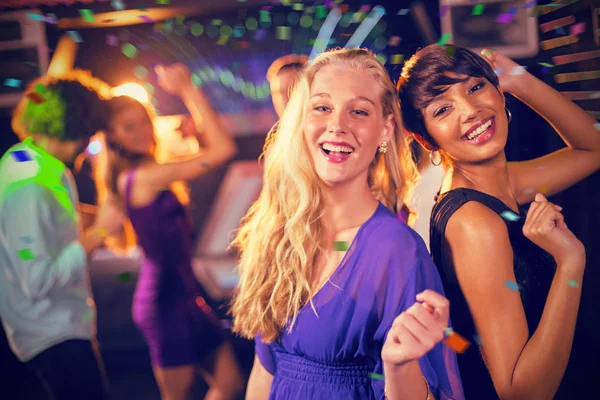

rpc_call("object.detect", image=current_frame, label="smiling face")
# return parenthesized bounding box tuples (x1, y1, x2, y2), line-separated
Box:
(421, 73, 507, 166)
(109, 101, 156, 155)
(303, 64, 393, 187)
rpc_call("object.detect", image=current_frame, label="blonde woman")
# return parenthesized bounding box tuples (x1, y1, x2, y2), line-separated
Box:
(231, 49, 464, 400)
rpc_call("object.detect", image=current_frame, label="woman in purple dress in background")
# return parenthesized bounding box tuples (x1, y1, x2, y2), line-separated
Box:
(97, 64, 244, 400)
(230, 48, 464, 400)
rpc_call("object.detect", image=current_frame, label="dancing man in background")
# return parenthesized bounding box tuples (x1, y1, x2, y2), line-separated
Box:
(0, 71, 124, 399)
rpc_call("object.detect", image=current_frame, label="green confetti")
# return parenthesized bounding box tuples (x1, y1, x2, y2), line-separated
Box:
(17, 248, 35, 261)
(156, 0, 170, 4)
(35, 83, 46, 93)
(445, 45, 456, 57)
(472, 4, 485, 16)
(437, 33, 452, 45)
(276, 26, 291, 40)
(334, 241, 349, 251)
(117, 271, 134, 283)
(79, 9, 95, 23)
(81, 309, 94, 323)
(567, 279, 579, 288)
(538, 62, 554, 67)
(390, 54, 404, 64)
(315, 5, 328, 19)
(443, 327, 454, 336)
(369, 372, 384, 380)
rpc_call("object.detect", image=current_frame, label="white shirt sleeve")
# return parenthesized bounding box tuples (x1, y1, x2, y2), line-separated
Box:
(0, 183, 86, 301)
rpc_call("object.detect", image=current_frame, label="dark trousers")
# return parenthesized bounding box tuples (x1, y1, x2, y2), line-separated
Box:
(27, 339, 111, 400)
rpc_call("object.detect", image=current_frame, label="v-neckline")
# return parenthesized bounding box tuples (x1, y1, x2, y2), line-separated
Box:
(298, 202, 384, 314)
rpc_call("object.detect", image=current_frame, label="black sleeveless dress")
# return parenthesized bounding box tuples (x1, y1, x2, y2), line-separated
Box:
(430, 188, 556, 399)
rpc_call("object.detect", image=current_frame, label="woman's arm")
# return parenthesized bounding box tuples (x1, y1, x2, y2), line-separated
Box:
(482, 51, 600, 204)
(445, 198, 584, 399)
(508, 71, 600, 204)
(246, 355, 273, 400)
(135, 64, 237, 191)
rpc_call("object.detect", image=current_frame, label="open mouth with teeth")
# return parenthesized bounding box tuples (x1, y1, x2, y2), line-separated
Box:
(320, 142, 354, 163)
(463, 117, 494, 142)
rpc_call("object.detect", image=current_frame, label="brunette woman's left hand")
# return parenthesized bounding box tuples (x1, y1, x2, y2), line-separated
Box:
(480, 48, 529, 95)
(382, 290, 449, 367)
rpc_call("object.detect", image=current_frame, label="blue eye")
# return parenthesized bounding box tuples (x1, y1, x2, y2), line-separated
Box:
(314, 106, 329, 112)
(352, 109, 369, 116)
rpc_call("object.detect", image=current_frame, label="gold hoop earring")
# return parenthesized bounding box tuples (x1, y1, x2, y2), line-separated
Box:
(378, 141, 388, 154)
(429, 150, 442, 166)
(506, 108, 512, 123)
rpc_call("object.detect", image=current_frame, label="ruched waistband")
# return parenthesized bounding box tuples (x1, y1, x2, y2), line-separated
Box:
(275, 352, 373, 386)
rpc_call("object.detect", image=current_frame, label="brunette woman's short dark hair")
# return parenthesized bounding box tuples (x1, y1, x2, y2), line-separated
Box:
(397, 44, 499, 149)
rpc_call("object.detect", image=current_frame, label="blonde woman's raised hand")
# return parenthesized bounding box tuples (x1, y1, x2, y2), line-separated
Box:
(382, 290, 449, 367)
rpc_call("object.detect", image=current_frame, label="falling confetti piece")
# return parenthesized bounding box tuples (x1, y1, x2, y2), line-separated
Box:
(511, 66, 527, 75)
(217, 35, 229, 45)
(390, 54, 404, 64)
(397, 9, 409, 16)
(500, 210, 520, 222)
(538, 62, 554, 67)
(334, 241, 349, 251)
(473, 334, 483, 345)
(504, 280, 520, 291)
(444, 332, 471, 353)
(276, 26, 291, 40)
(79, 9, 95, 23)
(220, 319, 232, 329)
(315, 5, 328, 19)
(3, 78, 22, 88)
(496, 14, 514, 24)
(472, 4, 485, 16)
(27, 13, 46, 21)
(11, 150, 32, 162)
(19, 236, 34, 244)
(81, 309, 94, 322)
(445, 45, 456, 57)
(369, 372, 384, 380)
(67, 30, 83, 43)
(111, 0, 125, 11)
(567, 280, 579, 288)
(253, 28, 267, 40)
(437, 33, 452, 45)
(17, 249, 35, 261)
(494, 67, 504, 75)
(139, 15, 153, 23)
(106, 34, 118, 46)
(388, 35, 401, 46)
(570, 22, 585, 36)
(594, 123, 600, 131)
(538, 185, 549, 195)
(555, 27, 567, 35)
(443, 327, 454, 336)
(117, 272, 134, 283)
(156, 0, 170, 4)
(523, 188, 535, 195)
(26, 92, 46, 104)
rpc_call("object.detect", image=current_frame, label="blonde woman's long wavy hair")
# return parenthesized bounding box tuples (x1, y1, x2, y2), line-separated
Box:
(230, 48, 418, 342)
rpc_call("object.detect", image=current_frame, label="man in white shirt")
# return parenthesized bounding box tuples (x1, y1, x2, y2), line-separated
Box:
(0, 71, 123, 399)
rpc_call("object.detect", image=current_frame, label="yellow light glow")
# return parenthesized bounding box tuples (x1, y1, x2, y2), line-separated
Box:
(112, 83, 149, 103)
